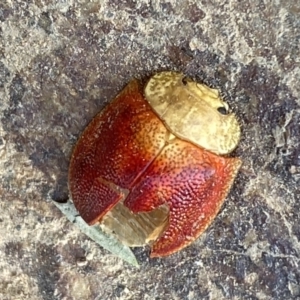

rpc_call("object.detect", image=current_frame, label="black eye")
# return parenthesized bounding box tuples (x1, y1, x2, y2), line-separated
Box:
(217, 107, 228, 115)
(182, 77, 188, 85)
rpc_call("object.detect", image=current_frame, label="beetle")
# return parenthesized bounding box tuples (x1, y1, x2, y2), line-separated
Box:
(68, 71, 241, 257)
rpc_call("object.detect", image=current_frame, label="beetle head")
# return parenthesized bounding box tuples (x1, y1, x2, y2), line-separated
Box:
(144, 71, 241, 155)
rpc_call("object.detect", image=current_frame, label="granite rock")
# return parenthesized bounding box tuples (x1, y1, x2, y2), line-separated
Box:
(0, 0, 299, 299)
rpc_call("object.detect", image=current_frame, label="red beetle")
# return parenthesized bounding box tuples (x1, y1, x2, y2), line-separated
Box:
(69, 72, 241, 257)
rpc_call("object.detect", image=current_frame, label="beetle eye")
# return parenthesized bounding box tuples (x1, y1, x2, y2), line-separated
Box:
(217, 106, 228, 115)
(182, 77, 188, 85)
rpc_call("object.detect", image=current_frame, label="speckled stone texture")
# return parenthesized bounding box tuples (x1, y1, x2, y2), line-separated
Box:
(0, 1, 299, 299)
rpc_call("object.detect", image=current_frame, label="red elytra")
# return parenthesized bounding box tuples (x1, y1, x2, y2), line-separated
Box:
(69, 78, 241, 257)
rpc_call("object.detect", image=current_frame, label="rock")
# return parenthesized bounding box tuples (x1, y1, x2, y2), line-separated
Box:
(0, 0, 299, 299)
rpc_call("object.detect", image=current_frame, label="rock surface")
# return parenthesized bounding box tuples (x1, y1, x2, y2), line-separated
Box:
(0, 1, 299, 299)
